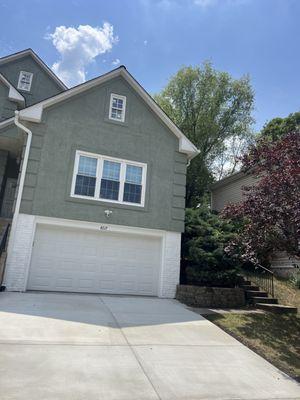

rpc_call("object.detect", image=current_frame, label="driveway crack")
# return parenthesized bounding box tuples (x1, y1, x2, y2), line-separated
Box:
(98, 296, 162, 400)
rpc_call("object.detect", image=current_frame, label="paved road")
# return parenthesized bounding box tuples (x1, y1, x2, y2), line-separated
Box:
(0, 292, 299, 399)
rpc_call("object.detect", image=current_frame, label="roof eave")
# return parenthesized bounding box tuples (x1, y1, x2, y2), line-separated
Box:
(209, 171, 245, 190)
(18, 66, 199, 159)
(0, 48, 67, 91)
(0, 73, 25, 105)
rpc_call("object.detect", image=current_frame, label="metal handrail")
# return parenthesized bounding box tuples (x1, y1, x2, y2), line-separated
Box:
(244, 264, 274, 298)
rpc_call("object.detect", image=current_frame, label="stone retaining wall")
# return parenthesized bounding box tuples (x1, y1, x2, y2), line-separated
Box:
(176, 285, 246, 308)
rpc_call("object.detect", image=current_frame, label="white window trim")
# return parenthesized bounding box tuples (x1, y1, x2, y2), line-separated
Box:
(17, 71, 33, 92)
(109, 93, 127, 122)
(71, 150, 147, 207)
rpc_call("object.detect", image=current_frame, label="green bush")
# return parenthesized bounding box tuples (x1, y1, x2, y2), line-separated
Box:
(185, 267, 243, 287)
(182, 205, 241, 287)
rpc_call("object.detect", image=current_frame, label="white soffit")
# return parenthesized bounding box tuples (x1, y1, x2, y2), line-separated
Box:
(0, 73, 24, 104)
(19, 67, 199, 159)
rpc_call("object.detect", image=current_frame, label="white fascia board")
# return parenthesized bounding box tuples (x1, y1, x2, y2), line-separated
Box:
(8, 86, 24, 103)
(0, 49, 67, 90)
(0, 117, 14, 130)
(179, 137, 200, 160)
(120, 70, 199, 159)
(18, 69, 121, 124)
(19, 104, 43, 123)
(0, 73, 24, 104)
(18, 67, 199, 158)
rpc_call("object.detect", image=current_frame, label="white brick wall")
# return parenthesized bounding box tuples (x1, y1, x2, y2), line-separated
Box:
(4, 213, 35, 291)
(4, 214, 182, 297)
(159, 231, 181, 298)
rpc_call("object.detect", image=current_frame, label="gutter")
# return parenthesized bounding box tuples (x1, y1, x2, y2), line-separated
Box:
(4, 111, 32, 290)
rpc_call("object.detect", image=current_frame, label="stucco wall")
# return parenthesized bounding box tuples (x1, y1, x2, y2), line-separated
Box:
(0, 55, 63, 106)
(211, 173, 257, 212)
(0, 82, 17, 121)
(19, 76, 187, 232)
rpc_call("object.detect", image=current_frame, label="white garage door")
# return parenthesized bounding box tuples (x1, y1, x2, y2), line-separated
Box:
(27, 224, 161, 296)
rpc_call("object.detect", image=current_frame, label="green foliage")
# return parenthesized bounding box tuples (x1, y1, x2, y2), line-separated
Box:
(260, 111, 300, 141)
(223, 132, 300, 265)
(182, 206, 241, 287)
(154, 62, 254, 206)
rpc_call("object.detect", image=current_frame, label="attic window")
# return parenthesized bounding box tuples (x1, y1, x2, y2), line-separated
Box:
(109, 93, 126, 122)
(17, 71, 33, 92)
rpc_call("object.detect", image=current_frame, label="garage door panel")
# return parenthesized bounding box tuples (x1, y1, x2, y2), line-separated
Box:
(27, 224, 161, 296)
(77, 278, 95, 290)
(56, 277, 73, 289)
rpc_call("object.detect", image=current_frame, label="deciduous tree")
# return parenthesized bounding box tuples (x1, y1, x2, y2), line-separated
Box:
(154, 62, 254, 206)
(223, 132, 300, 265)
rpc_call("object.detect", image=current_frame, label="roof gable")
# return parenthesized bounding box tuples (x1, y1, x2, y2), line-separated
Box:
(0, 49, 67, 91)
(18, 66, 199, 160)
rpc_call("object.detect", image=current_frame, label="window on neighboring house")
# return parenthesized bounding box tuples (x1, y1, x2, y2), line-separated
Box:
(17, 71, 33, 92)
(72, 151, 146, 206)
(109, 93, 126, 122)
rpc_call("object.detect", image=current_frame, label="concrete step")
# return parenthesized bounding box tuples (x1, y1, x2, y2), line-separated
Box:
(256, 303, 298, 314)
(246, 290, 268, 299)
(251, 297, 278, 305)
(241, 285, 260, 291)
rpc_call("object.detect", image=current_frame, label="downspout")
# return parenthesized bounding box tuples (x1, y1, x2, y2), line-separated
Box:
(3, 111, 32, 289)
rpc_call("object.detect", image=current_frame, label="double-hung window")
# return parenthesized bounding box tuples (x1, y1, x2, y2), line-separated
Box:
(72, 151, 146, 206)
(100, 160, 121, 201)
(17, 71, 33, 91)
(74, 155, 97, 197)
(109, 93, 126, 122)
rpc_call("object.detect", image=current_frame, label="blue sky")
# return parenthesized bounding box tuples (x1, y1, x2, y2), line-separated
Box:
(0, 0, 299, 131)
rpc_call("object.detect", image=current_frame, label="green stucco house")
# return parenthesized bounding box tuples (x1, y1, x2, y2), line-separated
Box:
(0, 49, 198, 298)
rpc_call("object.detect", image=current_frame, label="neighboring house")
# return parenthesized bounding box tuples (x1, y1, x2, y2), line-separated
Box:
(210, 172, 298, 276)
(210, 171, 257, 212)
(0, 49, 199, 298)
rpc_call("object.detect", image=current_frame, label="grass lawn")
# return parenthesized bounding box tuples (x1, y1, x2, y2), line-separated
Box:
(274, 276, 300, 311)
(205, 312, 300, 381)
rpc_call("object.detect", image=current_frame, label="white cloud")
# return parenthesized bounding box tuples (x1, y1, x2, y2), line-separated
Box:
(143, 40, 148, 46)
(193, 0, 216, 7)
(111, 58, 120, 66)
(48, 22, 118, 87)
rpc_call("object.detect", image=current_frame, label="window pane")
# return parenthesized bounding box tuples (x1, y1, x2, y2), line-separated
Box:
(100, 179, 120, 200)
(112, 97, 123, 109)
(78, 156, 97, 177)
(123, 183, 142, 204)
(111, 108, 123, 120)
(126, 165, 142, 184)
(75, 175, 96, 197)
(102, 160, 120, 180)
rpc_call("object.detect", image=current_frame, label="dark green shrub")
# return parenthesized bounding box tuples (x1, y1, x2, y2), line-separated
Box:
(182, 205, 241, 287)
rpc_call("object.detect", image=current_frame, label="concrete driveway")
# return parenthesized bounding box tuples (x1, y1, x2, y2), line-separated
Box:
(0, 292, 299, 400)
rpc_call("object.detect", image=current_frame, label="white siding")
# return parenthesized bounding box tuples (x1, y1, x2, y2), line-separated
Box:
(211, 174, 258, 212)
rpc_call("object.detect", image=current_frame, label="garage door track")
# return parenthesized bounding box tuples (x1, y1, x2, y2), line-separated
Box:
(0, 292, 299, 400)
